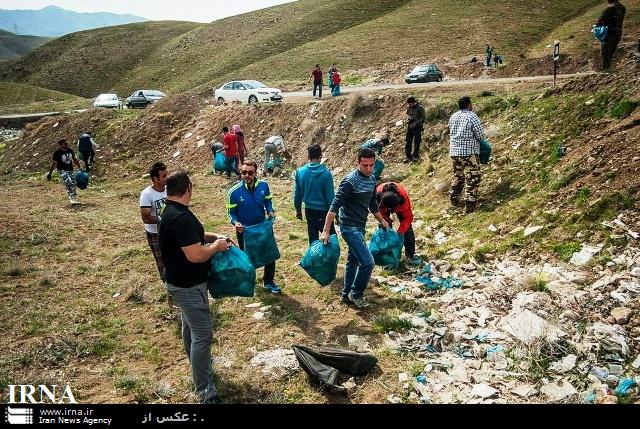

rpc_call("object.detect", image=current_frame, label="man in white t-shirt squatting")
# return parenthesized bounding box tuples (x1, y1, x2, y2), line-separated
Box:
(140, 162, 168, 285)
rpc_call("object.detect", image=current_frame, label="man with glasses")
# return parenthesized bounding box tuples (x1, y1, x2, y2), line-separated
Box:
(47, 138, 83, 205)
(320, 148, 389, 308)
(158, 170, 231, 405)
(227, 160, 281, 293)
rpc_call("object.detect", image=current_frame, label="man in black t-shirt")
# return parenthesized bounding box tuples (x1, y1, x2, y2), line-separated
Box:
(158, 170, 231, 405)
(47, 138, 82, 204)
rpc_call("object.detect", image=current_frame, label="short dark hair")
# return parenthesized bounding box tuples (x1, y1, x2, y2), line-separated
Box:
(166, 170, 191, 197)
(222, 126, 229, 133)
(315, 64, 320, 68)
(407, 96, 416, 104)
(380, 138, 390, 146)
(458, 96, 472, 110)
(380, 191, 400, 209)
(57, 138, 67, 145)
(358, 147, 376, 161)
(308, 144, 322, 160)
(241, 160, 258, 171)
(149, 162, 167, 180)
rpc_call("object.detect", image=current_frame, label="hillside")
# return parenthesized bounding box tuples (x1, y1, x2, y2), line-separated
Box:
(0, 5, 147, 37)
(0, 82, 89, 115)
(2, 0, 633, 99)
(0, 29, 52, 61)
(0, 45, 638, 404)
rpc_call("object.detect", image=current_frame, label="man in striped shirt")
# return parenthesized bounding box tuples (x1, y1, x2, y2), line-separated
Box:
(448, 96, 486, 214)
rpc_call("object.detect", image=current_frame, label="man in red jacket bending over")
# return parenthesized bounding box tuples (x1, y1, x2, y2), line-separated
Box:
(376, 182, 422, 266)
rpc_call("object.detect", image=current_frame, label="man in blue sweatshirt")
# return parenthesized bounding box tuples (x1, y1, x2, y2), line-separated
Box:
(227, 160, 281, 293)
(294, 144, 336, 244)
(320, 147, 389, 308)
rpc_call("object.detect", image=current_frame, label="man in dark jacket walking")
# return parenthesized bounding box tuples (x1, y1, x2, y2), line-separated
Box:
(597, 0, 626, 70)
(309, 64, 323, 99)
(405, 97, 426, 163)
(294, 144, 335, 244)
(77, 131, 96, 170)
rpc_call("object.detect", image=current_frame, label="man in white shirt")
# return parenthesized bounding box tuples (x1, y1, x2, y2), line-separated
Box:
(264, 134, 286, 172)
(140, 162, 168, 283)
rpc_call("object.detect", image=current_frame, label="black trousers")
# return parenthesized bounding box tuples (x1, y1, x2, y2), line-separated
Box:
(390, 220, 415, 258)
(79, 150, 91, 170)
(305, 208, 336, 245)
(405, 126, 423, 159)
(313, 82, 323, 98)
(237, 232, 275, 284)
(601, 36, 621, 70)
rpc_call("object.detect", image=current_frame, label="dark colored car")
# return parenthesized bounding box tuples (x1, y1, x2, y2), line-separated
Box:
(125, 90, 166, 109)
(404, 64, 443, 83)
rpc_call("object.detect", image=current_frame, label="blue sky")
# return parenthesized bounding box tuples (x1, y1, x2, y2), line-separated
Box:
(0, 0, 297, 22)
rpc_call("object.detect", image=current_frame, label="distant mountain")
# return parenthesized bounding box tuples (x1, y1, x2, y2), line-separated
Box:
(0, 5, 147, 37)
(0, 29, 52, 60)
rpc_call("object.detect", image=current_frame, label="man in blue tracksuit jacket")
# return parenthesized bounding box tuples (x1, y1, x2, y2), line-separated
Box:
(320, 147, 389, 308)
(293, 144, 336, 244)
(227, 160, 281, 293)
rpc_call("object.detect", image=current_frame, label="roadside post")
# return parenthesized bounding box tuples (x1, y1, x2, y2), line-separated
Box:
(553, 40, 560, 87)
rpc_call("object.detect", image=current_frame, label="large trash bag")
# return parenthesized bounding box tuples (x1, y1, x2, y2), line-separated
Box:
(266, 157, 283, 171)
(75, 171, 89, 190)
(300, 235, 340, 286)
(243, 218, 281, 268)
(592, 25, 608, 41)
(213, 151, 226, 172)
(292, 346, 343, 393)
(369, 227, 403, 267)
(293, 344, 378, 376)
(372, 159, 384, 181)
(208, 246, 256, 298)
(479, 139, 492, 164)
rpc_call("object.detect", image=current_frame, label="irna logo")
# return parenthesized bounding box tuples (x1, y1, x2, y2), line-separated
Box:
(7, 385, 77, 404)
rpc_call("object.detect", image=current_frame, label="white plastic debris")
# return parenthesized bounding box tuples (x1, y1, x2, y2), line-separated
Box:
(588, 323, 629, 355)
(470, 384, 498, 398)
(434, 231, 448, 245)
(540, 379, 577, 402)
(549, 354, 577, 373)
(523, 226, 543, 236)
(172, 151, 181, 158)
(500, 309, 566, 344)
(347, 335, 372, 352)
(569, 244, 603, 265)
(395, 120, 403, 127)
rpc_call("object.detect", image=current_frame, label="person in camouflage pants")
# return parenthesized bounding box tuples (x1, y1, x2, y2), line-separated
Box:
(447, 96, 485, 213)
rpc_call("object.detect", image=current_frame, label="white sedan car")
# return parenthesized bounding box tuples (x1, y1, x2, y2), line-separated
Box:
(93, 93, 121, 109)
(214, 80, 283, 104)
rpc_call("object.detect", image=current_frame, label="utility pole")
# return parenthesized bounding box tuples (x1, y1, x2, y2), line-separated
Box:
(553, 40, 560, 87)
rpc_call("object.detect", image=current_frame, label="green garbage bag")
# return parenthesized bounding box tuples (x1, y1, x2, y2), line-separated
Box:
(208, 246, 256, 298)
(243, 218, 281, 268)
(369, 227, 403, 268)
(479, 139, 492, 164)
(372, 159, 384, 181)
(300, 235, 341, 286)
(75, 170, 89, 190)
(266, 157, 283, 171)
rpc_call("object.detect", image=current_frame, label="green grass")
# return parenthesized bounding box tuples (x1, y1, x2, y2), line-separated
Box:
(610, 99, 639, 120)
(372, 313, 413, 333)
(0, 82, 90, 114)
(0, 29, 52, 61)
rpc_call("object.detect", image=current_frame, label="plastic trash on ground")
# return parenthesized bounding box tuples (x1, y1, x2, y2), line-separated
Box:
(243, 218, 281, 268)
(614, 378, 637, 396)
(369, 227, 403, 268)
(300, 235, 340, 286)
(208, 246, 256, 298)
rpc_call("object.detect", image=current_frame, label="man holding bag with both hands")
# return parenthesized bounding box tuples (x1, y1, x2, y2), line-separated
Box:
(320, 147, 388, 309)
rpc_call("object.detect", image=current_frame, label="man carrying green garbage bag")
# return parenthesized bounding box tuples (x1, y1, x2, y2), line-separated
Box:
(293, 144, 336, 244)
(320, 147, 389, 309)
(227, 160, 282, 294)
(376, 182, 421, 267)
(158, 170, 231, 405)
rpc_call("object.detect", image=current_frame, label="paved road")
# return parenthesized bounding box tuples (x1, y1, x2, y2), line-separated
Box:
(283, 72, 595, 100)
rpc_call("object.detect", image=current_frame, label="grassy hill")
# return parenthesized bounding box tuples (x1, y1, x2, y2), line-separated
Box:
(2, 0, 637, 99)
(0, 29, 52, 61)
(0, 82, 89, 114)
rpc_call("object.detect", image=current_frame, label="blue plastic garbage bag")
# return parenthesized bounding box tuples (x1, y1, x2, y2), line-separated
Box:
(372, 159, 384, 181)
(243, 218, 281, 268)
(208, 246, 256, 298)
(368, 227, 403, 267)
(300, 235, 341, 286)
(592, 25, 608, 42)
(614, 378, 637, 396)
(213, 151, 226, 172)
(75, 171, 89, 190)
(479, 139, 492, 164)
(266, 157, 283, 171)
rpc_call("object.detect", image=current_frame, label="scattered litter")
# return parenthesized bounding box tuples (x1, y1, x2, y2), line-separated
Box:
(470, 384, 498, 398)
(249, 348, 300, 378)
(395, 120, 403, 127)
(399, 372, 409, 382)
(184, 132, 193, 139)
(53, 122, 59, 128)
(434, 231, 448, 245)
(486, 345, 505, 358)
(488, 224, 498, 233)
(540, 379, 577, 402)
(172, 150, 181, 158)
(347, 335, 372, 352)
(523, 225, 543, 236)
(549, 354, 577, 374)
(196, 139, 206, 148)
(112, 292, 121, 298)
(614, 378, 637, 396)
(511, 384, 537, 398)
(387, 394, 403, 404)
(252, 311, 265, 320)
(569, 244, 603, 266)
(415, 274, 463, 291)
(416, 375, 427, 384)
(245, 302, 263, 308)
(632, 355, 640, 369)
(587, 323, 629, 356)
(500, 309, 566, 343)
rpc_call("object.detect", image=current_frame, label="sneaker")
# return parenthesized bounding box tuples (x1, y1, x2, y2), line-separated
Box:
(403, 158, 412, 163)
(263, 283, 282, 294)
(69, 199, 80, 205)
(411, 156, 420, 163)
(348, 292, 369, 308)
(340, 295, 353, 306)
(407, 256, 423, 267)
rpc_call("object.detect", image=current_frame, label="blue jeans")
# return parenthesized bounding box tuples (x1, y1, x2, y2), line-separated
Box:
(166, 281, 217, 402)
(340, 225, 374, 300)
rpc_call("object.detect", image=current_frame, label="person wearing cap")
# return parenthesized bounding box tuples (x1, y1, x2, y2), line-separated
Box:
(47, 138, 83, 205)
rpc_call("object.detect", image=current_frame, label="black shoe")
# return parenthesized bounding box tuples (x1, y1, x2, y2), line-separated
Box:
(340, 296, 353, 306)
(449, 197, 460, 207)
(411, 157, 420, 163)
(403, 158, 412, 163)
(464, 202, 478, 214)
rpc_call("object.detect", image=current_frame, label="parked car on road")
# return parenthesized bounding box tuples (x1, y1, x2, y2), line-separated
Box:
(214, 80, 283, 104)
(93, 93, 121, 109)
(125, 90, 166, 108)
(404, 64, 443, 83)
